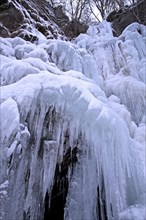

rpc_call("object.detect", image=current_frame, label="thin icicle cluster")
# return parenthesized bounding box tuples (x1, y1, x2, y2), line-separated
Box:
(0, 21, 146, 220)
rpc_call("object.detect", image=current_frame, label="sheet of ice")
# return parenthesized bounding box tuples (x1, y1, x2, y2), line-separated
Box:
(1, 60, 39, 85)
(46, 39, 100, 84)
(0, 98, 19, 145)
(119, 205, 146, 220)
(0, 21, 145, 220)
(75, 22, 146, 125)
(105, 75, 146, 124)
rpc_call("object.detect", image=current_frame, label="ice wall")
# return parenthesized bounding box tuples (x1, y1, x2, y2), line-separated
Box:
(0, 21, 146, 220)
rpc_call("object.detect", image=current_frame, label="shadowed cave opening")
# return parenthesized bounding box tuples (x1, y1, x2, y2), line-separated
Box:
(44, 147, 78, 220)
(43, 142, 108, 220)
(44, 165, 68, 220)
(97, 186, 108, 220)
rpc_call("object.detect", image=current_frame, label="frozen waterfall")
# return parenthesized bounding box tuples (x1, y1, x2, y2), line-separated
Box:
(0, 21, 146, 220)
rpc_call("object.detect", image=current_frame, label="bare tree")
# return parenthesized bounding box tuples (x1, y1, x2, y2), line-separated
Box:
(47, 0, 89, 22)
(66, 0, 89, 21)
(47, 0, 143, 23)
(88, 0, 126, 19)
(88, 0, 143, 20)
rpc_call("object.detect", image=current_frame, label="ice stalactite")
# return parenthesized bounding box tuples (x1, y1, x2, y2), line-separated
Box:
(0, 21, 146, 220)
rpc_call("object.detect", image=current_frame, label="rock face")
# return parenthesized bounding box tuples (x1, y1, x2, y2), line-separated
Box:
(0, 0, 10, 9)
(65, 19, 88, 38)
(0, 0, 65, 40)
(0, 0, 88, 40)
(54, 5, 88, 38)
(107, 0, 146, 35)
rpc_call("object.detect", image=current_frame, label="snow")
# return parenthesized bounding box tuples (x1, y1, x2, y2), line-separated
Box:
(119, 205, 146, 220)
(0, 98, 19, 145)
(0, 21, 145, 220)
(0, 181, 9, 189)
(1, 59, 39, 85)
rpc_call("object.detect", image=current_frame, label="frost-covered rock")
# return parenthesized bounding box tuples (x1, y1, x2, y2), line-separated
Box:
(0, 0, 65, 39)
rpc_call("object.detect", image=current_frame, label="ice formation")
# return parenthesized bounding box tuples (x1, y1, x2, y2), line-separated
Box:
(0, 21, 146, 220)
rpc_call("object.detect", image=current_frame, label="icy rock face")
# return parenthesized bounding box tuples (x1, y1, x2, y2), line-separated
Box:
(75, 22, 146, 125)
(0, 21, 146, 220)
(0, 0, 65, 40)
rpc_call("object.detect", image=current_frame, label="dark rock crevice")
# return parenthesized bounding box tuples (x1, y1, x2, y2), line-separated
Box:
(96, 177, 107, 220)
(44, 146, 78, 220)
(45, 165, 68, 220)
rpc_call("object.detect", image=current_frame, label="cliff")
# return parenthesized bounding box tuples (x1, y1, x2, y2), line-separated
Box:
(0, 0, 65, 40)
(0, 0, 88, 39)
(107, 0, 146, 35)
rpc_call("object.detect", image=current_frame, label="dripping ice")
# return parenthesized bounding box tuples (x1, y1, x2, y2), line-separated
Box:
(0, 21, 146, 220)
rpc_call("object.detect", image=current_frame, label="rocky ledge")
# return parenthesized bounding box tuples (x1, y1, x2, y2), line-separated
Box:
(107, 0, 146, 36)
